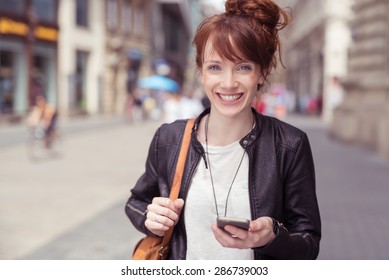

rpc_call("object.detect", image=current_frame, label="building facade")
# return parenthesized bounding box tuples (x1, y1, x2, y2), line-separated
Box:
(0, 0, 59, 122)
(103, 0, 153, 114)
(103, 0, 194, 114)
(276, 0, 353, 122)
(150, 0, 192, 86)
(0, 0, 197, 122)
(331, 0, 389, 159)
(58, 0, 105, 116)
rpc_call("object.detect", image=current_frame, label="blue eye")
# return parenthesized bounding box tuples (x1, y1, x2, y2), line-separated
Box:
(238, 65, 252, 71)
(208, 65, 221, 71)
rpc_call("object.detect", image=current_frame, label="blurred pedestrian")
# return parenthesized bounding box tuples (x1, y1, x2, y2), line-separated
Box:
(124, 92, 135, 123)
(179, 90, 204, 120)
(162, 91, 182, 123)
(26, 94, 57, 148)
(124, 88, 145, 123)
(163, 90, 204, 124)
(125, 0, 321, 260)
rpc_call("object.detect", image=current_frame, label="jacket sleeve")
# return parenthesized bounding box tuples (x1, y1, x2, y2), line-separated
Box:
(255, 133, 321, 259)
(124, 127, 162, 236)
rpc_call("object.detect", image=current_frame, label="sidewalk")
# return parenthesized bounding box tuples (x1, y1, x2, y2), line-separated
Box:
(295, 117, 389, 259)
(0, 114, 127, 148)
(0, 117, 160, 259)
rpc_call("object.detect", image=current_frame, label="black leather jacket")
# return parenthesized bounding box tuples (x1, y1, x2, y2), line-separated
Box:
(125, 108, 321, 259)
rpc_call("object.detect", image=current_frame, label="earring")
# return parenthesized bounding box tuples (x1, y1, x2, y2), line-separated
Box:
(257, 83, 261, 91)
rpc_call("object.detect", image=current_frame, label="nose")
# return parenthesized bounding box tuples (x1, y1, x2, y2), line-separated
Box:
(220, 71, 238, 89)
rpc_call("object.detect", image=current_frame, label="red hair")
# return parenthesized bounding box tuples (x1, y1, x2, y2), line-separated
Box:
(193, 0, 289, 81)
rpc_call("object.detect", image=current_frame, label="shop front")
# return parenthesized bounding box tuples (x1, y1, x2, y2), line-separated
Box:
(0, 1, 58, 123)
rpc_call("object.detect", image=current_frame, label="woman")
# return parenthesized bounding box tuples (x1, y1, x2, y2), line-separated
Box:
(26, 94, 57, 148)
(125, 0, 321, 260)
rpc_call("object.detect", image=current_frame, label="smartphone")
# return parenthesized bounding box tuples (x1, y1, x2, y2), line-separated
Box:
(216, 217, 250, 230)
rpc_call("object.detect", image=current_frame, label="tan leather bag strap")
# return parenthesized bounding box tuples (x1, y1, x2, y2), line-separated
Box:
(159, 119, 194, 256)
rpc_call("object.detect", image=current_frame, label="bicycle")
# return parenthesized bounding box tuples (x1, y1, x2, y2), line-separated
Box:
(27, 124, 62, 160)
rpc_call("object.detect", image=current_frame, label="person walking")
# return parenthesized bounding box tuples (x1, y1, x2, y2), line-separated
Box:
(26, 94, 58, 148)
(125, 0, 321, 260)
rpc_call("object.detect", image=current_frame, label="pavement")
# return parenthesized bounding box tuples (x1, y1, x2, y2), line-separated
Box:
(0, 116, 157, 260)
(1, 113, 389, 260)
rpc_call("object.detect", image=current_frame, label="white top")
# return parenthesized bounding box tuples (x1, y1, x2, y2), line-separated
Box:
(185, 140, 254, 260)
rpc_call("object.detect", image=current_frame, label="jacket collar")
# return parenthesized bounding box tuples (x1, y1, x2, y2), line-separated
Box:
(192, 107, 261, 150)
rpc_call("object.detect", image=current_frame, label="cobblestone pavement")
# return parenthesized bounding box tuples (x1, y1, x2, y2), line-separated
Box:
(1, 114, 388, 260)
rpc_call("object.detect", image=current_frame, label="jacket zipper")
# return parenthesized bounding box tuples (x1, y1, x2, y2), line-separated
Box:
(126, 202, 147, 216)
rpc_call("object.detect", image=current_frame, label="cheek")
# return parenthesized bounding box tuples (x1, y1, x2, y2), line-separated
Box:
(202, 73, 219, 85)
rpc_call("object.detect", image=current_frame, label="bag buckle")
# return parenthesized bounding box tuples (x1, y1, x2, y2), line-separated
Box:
(159, 244, 167, 258)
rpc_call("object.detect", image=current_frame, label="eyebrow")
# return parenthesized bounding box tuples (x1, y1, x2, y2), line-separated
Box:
(204, 59, 254, 65)
(204, 59, 222, 64)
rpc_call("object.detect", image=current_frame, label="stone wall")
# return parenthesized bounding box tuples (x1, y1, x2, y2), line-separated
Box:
(331, 0, 389, 159)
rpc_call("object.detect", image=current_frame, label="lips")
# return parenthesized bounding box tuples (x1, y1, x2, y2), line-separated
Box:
(217, 93, 243, 102)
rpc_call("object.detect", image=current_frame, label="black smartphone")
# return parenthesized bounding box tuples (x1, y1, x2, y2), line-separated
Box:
(216, 217, 250, 230)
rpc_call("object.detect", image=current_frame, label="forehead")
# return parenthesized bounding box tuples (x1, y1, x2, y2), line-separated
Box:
(203, 34, 247, 63)
(203, 38, 219, 60)
(204, 39, 255, 67)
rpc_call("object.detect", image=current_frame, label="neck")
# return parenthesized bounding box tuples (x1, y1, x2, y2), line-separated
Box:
(203, 109, 254, 146)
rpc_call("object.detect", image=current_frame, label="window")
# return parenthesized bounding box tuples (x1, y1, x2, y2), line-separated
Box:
(164, 13, 179, 52)
(122, 0, 132, 33)
(0, 50, 14, 113)
(107, 0, 118, 31)
(0, 0, 24, 14)
(32, 0, 56, 22)
(76, 0, 88, 27)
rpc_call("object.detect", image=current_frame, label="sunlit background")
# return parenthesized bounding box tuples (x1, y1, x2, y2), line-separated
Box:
(1, 0, 388, 260)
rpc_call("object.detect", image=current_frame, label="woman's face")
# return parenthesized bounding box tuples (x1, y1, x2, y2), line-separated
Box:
(200, 38, 263, 119)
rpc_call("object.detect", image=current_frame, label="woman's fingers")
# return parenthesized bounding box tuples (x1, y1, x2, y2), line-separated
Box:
(211, 224, 249, 248)
(144, 214, 168, 237)
(144, 197, 185, 236)
(211, 217, 276, 249)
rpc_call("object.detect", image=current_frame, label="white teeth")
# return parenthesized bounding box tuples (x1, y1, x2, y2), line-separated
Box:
(219, 94, 241, 102)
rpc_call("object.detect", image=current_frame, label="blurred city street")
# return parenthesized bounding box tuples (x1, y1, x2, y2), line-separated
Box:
(1, 114, 389, 260)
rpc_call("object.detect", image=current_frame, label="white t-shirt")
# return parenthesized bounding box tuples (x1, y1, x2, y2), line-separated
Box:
(185, 140, 254, 260)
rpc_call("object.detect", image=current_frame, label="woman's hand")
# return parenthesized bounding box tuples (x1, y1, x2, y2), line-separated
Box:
(145, 197, 185, 237)
(211, 216, 276, 249)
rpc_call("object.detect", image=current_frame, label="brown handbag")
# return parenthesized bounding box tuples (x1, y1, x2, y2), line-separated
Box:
(131, 119, 194, 260)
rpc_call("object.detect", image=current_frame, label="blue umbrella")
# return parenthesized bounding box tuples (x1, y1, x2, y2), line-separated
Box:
(138, 75, 179, 92)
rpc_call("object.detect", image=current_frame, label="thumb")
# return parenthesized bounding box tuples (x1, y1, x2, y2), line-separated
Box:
(173, 198, 185, 211)
(249, 217, 267, 232)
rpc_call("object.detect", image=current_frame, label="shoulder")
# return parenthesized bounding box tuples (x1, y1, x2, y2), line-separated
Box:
(155, 119, 188, 147)
(258, 114, 307, 152)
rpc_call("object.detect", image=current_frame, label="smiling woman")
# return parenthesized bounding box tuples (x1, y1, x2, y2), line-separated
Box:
(200, 38, 261, 122)
(125, 0, 321, 260)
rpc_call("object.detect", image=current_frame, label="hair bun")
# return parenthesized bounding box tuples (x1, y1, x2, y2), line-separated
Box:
(225, 0, 241, 15)
(225, 0, 288, 31)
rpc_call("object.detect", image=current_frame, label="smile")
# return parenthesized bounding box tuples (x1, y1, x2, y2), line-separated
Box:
(217, 93, 243, 102)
